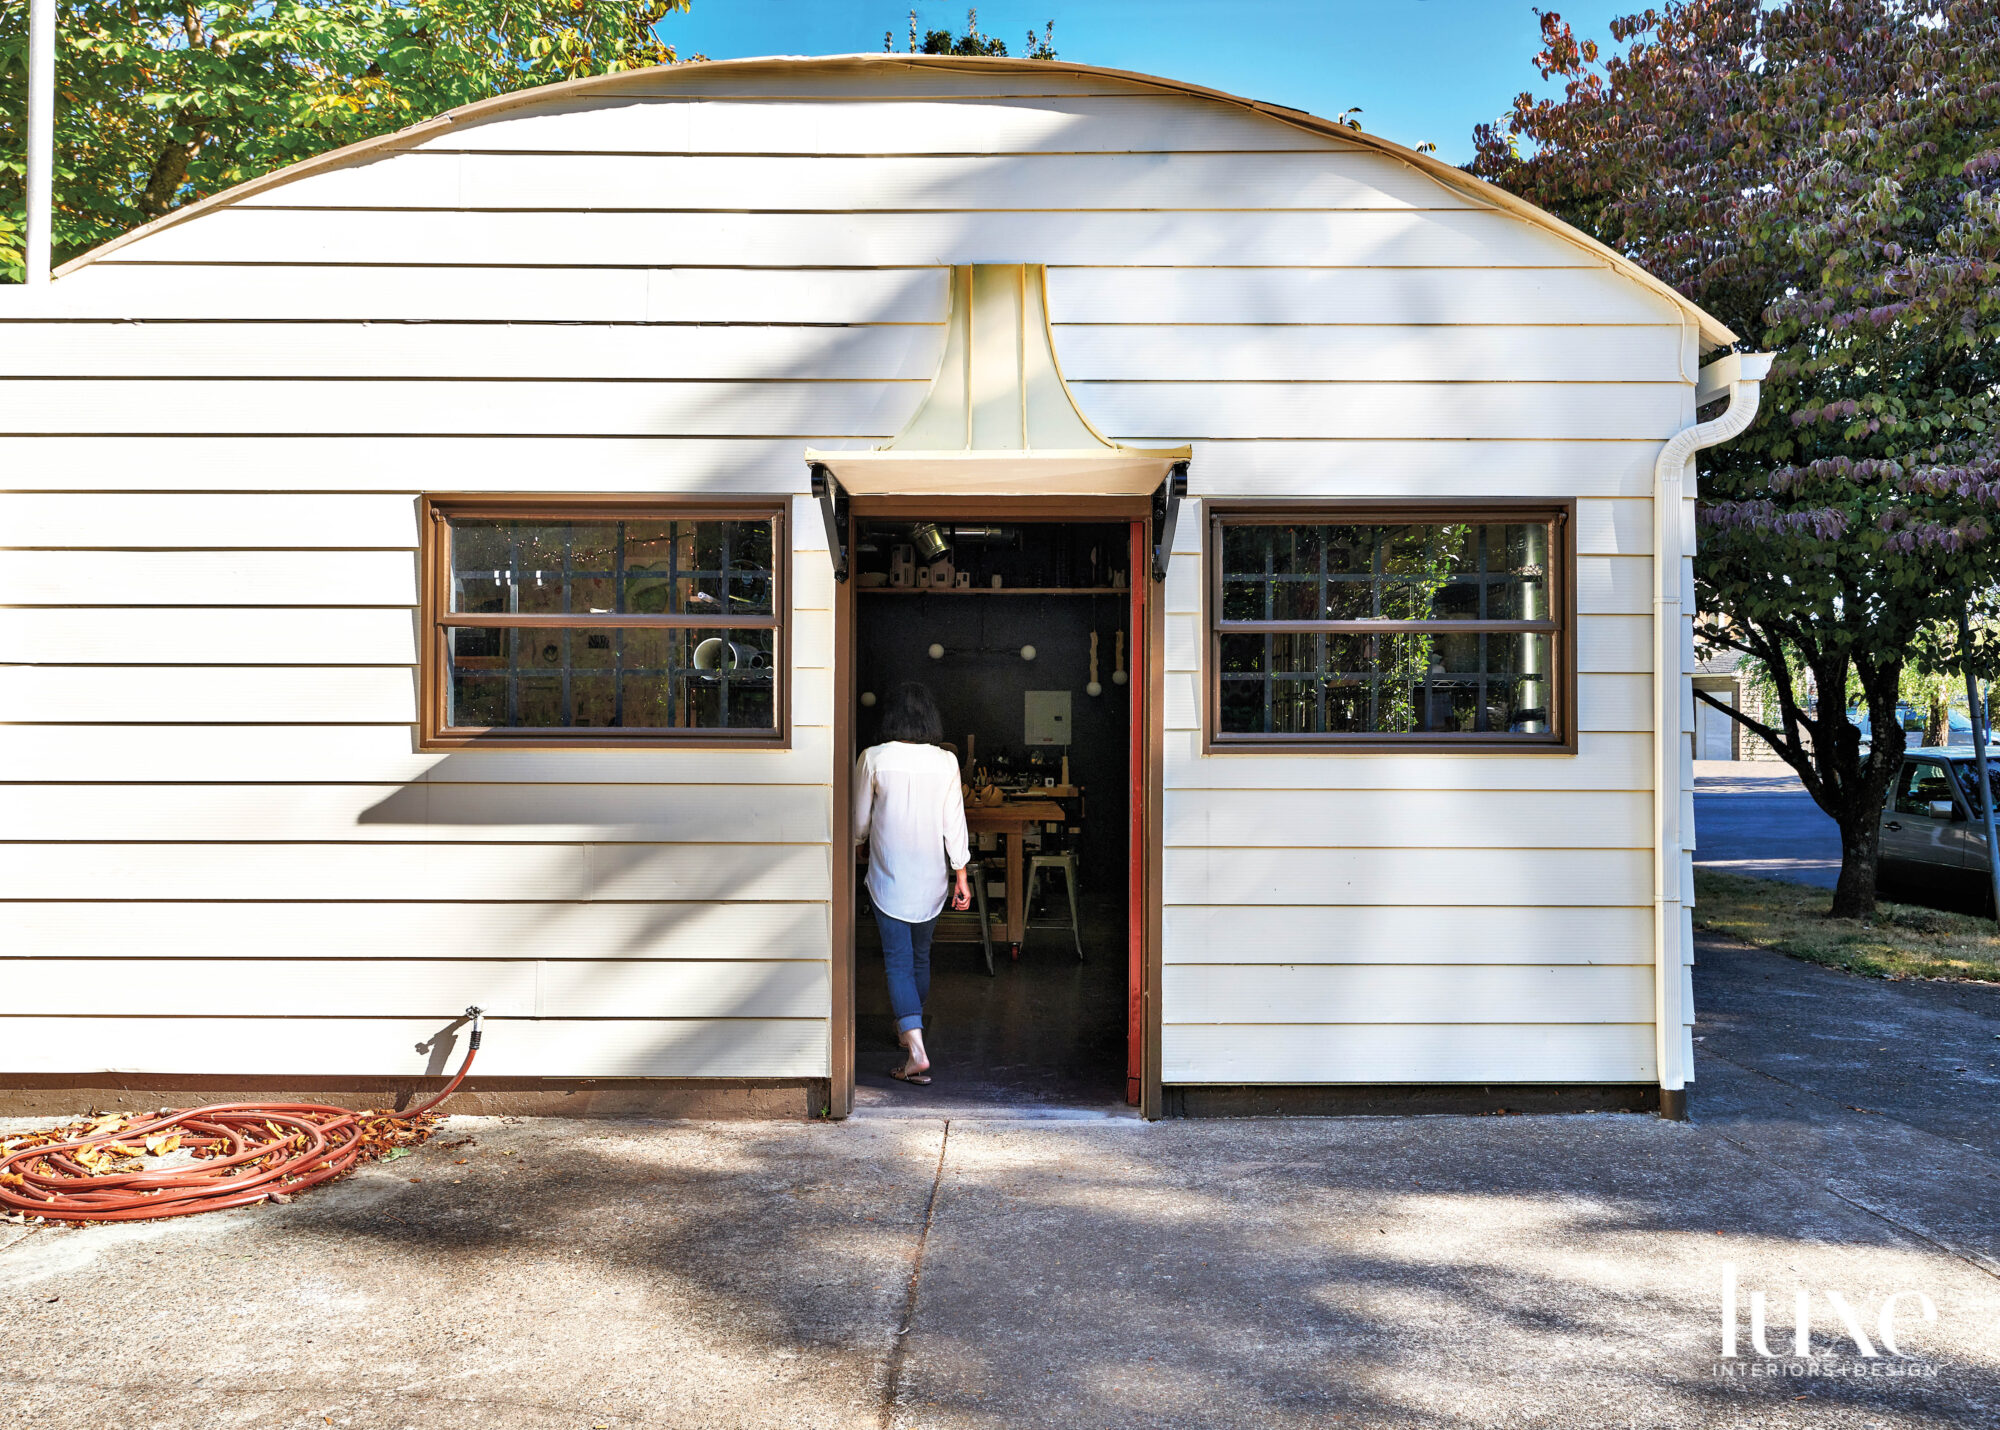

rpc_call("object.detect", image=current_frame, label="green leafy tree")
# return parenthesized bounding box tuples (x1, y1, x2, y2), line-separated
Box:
(886, 9, 1054, 59)
(1472, 1, 2000, 917)
(0, 0, 692, 279)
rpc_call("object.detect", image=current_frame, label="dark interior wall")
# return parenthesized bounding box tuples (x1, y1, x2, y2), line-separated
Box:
(856, 587, 1131, 876)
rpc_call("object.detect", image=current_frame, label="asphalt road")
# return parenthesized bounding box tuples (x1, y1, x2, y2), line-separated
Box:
(1692, 759, 1842, 889)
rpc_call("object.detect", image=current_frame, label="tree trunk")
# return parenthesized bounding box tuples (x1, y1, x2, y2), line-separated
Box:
(1822, 662, 1908, 920)
(1927, 691, 1949, 746)
(1829, 806, 1883, 918)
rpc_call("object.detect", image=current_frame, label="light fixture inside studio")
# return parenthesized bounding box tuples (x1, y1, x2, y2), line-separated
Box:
(910, 522, 951, 562)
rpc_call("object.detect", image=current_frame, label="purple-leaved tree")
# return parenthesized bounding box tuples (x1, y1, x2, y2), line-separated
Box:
(1474, 0, 2000, 916)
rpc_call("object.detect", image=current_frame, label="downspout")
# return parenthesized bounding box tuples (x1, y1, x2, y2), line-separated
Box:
(1654, 349, 1773, 1119)
(24, 0, 56, 285)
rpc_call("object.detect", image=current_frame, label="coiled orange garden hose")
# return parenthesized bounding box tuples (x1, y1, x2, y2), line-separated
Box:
(0, 1008, 484, 1225)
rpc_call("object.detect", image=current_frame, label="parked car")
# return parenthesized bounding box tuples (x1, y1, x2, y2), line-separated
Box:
(1880, 746, 2000, 909)
(1854, 706, 1987, 752)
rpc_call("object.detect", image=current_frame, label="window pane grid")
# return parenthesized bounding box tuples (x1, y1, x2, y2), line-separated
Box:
(1214, 516, 1560, 742)
(448, 518, 775, 622)
(432, 508, 782, 739)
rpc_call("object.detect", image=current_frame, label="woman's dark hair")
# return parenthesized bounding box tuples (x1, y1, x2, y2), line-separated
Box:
(879, 681, 944, 745)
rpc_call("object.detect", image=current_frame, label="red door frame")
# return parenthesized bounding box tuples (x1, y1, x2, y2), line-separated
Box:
(1126, 520, 1146, 1107)
(833, 496, 1159, 1118)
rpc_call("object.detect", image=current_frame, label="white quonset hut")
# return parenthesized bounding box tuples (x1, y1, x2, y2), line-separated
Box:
(0, 55, 1767, 1120)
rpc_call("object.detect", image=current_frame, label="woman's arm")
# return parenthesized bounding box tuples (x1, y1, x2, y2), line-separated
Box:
(943, 770, 972, 910)
(851, 750, 875, 844)
(941, 762, 971, 871)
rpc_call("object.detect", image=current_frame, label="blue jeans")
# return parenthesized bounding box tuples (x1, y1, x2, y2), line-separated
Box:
(875, 910, 936, 1035)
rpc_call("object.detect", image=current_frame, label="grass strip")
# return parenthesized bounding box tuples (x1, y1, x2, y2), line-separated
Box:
(1692, 868, 2000, 982)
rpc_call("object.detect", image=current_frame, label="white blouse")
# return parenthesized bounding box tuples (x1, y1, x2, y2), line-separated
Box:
(853, 741, 971, 924)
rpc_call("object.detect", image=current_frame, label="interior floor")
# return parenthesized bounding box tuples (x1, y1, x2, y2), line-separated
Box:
(854, 889, 1131, 1116)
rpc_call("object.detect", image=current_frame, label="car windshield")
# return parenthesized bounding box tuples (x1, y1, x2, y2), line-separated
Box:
(1951, 762, 2000, 816)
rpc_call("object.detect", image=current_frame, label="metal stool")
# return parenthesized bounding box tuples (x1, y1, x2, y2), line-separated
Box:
(967, 857, 996, 976)
(1024, 852, 1084, 962)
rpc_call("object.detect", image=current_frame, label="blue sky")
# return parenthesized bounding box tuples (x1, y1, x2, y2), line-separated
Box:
(657, 1, 1637, 164)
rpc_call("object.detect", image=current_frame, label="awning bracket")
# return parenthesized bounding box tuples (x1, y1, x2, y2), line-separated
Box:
(1151, 462, 1189, 583)
(809, 463, 849, 583)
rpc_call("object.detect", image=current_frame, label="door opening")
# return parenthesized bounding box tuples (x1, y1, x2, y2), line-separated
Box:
(841, 512, 1143, 1113)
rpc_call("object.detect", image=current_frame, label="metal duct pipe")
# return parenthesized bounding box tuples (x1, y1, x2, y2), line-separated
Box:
(25, 0, 56, 284)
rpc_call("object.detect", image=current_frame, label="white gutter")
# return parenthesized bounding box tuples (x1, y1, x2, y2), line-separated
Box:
(24, 0, 55, 284)
(1654, 349, 1773, 1115)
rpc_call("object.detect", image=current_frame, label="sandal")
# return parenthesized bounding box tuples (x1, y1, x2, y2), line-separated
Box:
(888, 1062, 932, 1086)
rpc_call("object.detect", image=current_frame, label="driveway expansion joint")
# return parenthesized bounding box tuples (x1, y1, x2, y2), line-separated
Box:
(880, 1117, 950, 1429)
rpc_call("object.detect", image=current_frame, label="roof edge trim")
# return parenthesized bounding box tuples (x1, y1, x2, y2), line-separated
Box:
(48, 54, 1737, 349)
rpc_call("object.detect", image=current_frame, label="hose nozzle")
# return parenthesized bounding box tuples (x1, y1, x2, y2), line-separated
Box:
(465, 1005, 484, 1050)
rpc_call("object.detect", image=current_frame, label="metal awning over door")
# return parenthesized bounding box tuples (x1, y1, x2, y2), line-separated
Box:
(806, 263, 1189, 577)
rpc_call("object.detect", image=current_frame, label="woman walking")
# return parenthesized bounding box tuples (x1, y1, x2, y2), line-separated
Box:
(854, 682, 971, 1085)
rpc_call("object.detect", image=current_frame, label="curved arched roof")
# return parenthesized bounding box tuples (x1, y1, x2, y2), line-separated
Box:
(55, 52, 1736, 348)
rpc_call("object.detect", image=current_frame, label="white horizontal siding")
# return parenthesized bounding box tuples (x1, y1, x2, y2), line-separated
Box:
(0, 783, 833, 843)
(0, 724, 837, 784)
(0, 550, 418, 605)
(1162, 965, 1653, 1024)
(4, 958, 828, 1019)
(409, 95, 1363, 155)
(1165, 731, 1653, 792)
(1580, 674, 1653, 733)
(102, 209, 1599, 269)
(3, 379, 1682, 443)
(7, 265, 947, 323)
(11, 900, 827, 960)
(1047, 265, 1680, 326)
(1162, 789, 1648, 848)
(1577, 556, 1653, 614)
(1077, 381, 1683, 441)
(0, 436, 1658, 495)
(1579, 616, 1652, 673)
(0, 608, 420, 664)
(1163, 1024, 1656, 1083)
(0, 323, 948, 382)
(1, 379, 923, 438)
(1055, 325, 1684, 382)
(1162, 905, 1650, 964)
(0, 842, 832, 901)
(6, 322, 1689, 386)
(0, 493, 423, 547)
(0, 1015, 829, 1078)
(245, 150, 1473, 212)
(1163, 848, 1648, 906)
(1576, 498, 1653, 556)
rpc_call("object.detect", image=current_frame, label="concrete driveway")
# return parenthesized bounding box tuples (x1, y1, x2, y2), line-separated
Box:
(7, 940, 2000, 1429)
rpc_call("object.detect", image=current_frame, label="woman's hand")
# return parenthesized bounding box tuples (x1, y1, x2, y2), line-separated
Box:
(951, 867, 972, 911)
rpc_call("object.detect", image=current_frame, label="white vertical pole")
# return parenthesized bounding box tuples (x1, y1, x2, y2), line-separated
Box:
(24, 0, 57, 284)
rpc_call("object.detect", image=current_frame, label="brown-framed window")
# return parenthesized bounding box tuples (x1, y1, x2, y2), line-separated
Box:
(1207, 503, 1573, 752)
(420, 496, 787, 748)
